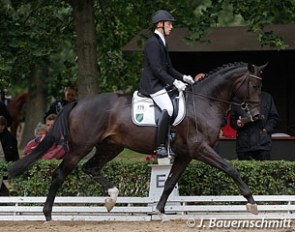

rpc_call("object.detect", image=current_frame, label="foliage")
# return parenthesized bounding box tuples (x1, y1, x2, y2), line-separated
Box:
(2, 160, 295, 197)
(189, 0, 295, 48)
(0, 0, 75, 96)
(1, 0, 294, 95)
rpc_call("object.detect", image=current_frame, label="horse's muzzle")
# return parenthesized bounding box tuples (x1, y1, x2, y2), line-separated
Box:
(252, 113, 261, 121)
(248, 108, 261, 122)
(241, 103, 261, 122)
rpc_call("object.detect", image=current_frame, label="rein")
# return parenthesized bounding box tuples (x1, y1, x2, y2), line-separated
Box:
(185, 73, 262, 107)
(185, 89, 241, 106)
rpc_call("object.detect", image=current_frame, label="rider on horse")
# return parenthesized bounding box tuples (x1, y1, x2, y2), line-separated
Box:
(139, 10, 195, 158)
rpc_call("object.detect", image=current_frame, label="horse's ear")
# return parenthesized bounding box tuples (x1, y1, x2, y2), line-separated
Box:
(259, 62, 268, 71)
(247, 63, 255, 73)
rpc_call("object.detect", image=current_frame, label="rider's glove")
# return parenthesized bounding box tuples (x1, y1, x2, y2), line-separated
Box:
(183, 75, 195, 85)
(173, 79, 187, 92)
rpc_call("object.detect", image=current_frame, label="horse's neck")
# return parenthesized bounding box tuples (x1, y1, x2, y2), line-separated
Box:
(194, 66, 247, 114)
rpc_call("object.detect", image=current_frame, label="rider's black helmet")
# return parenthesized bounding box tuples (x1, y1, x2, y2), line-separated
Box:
(152, 10, 175, 24)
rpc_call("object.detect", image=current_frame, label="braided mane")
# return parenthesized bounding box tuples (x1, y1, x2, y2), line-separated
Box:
(196, 62, 247, 83)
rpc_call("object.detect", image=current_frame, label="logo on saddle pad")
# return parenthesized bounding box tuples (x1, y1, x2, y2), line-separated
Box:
(132, 91, 186, 127)
(135, 113, 144, 122)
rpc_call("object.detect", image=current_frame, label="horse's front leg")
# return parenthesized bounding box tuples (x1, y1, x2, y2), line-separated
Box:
(196, 144, 257, 214)
(43, 157, 81, 221)
(156, 155, 191, 222)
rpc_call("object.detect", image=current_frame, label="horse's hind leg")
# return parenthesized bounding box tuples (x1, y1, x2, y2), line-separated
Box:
(43, 154, 82, 221)
(82, 143, 123, 211)
(196, 144, 257, 214)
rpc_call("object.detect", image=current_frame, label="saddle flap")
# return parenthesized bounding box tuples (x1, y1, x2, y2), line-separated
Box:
(132, 91, 186, 127)
(132, 91, 156, 126)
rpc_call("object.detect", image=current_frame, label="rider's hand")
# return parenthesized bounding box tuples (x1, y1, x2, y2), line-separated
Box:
(173, 79, 187, 91)
(183, 75, 195, 85)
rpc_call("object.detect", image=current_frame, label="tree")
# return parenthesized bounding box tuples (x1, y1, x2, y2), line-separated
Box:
(0, 0, 75, 147)
(68, 0, 99, 98)
(20, 62, 48, 148)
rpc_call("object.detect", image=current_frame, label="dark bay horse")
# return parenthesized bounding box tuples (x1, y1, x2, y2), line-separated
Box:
(9, 62, 265, 222)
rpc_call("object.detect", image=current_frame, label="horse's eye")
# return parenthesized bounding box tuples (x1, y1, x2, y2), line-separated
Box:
(252, 84, 261, 90)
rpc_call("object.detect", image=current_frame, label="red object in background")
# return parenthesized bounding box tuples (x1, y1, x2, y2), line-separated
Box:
(221, 113, 236, 138)
(146, 153, 157, 162)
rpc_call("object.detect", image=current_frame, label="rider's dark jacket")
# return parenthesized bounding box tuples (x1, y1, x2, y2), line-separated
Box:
(139, 33, 183, 96)
(230, 91, 279, 153)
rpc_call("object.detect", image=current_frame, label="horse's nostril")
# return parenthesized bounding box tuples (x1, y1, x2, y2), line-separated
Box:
(253, 114, 261, 121)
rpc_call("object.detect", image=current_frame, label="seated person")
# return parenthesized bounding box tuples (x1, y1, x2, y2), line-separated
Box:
(34, 122, 46, 137)
(23, 114, 67, 160)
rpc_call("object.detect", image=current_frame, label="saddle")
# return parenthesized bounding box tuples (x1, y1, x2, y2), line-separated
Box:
(131, 89, 186, 127)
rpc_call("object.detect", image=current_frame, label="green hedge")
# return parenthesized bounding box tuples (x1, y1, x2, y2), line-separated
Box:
(1, 160, 295, 196)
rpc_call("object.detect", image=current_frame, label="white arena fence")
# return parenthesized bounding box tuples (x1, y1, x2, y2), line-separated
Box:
(0, 195, 295, 221)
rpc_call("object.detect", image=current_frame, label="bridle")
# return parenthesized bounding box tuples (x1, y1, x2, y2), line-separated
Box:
(185, 72, 262, 120)
(233, 72, 262, 101)
(234, 73, 262, 121)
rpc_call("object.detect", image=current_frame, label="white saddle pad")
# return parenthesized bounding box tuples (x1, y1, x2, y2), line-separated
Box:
(132, 91, 186, 127)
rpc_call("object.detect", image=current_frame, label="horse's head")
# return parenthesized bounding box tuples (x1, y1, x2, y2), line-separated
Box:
(234, 63, 267, 122)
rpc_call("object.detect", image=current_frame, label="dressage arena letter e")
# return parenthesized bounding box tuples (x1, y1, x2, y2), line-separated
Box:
(148, 164, 179, 203)
(156, 174, 166, 188)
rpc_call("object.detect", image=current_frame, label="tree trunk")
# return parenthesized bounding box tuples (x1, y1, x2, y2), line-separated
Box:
(69, 0, 100, 99)
(19, 63, 47, 149)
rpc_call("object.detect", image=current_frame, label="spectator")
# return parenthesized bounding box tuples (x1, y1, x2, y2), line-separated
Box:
(0, 115, 18, 196)
(230, 91, 279, 160)
(44, 86, 77, 121)
(24, 114, 67, 160)
(194, 73, 205, 81)
(0, 116, 19, 162)
(221, 112, 237, 138)
(0, 100, 12, 128)
(0, 88, 11, 106)
(34, 122, 46, 137)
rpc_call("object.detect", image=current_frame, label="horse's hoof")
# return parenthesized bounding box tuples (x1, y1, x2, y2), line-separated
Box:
(155, 209, 170, 223)
(105, 197, 116, 212)
(246, 203, 258, 215)
(43, 220, 52, 224)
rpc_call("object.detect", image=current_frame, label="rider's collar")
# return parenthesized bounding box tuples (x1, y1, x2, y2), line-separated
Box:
(154, 30, 166, 46)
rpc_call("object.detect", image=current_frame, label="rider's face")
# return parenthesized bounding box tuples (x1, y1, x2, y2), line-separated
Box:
(157, 21, 173, 35)
(164, 21, 173, 35)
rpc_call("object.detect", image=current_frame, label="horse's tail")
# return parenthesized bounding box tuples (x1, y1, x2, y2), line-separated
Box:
(8, 102, 77, 178)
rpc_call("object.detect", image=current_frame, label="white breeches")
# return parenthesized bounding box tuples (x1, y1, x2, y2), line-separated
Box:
(150, 89, 173, 117)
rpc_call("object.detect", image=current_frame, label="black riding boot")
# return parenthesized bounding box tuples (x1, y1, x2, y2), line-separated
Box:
(155, 110, 170, 158)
